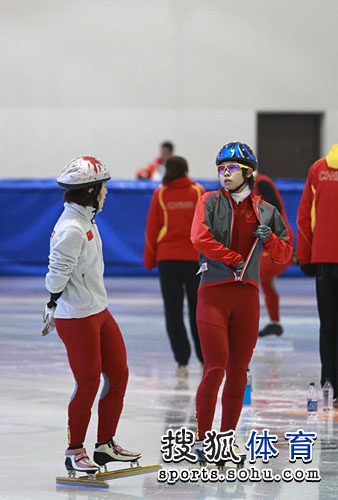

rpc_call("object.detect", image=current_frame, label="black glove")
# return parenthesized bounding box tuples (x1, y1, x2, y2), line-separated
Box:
(300, 263, 316, 277)
(233, 260, 244, 277)
(254, 225, 272, 243)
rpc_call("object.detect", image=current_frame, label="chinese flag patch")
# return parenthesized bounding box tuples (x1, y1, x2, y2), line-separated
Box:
(86, 230, 94, 241)
(246, 213, 257, 223)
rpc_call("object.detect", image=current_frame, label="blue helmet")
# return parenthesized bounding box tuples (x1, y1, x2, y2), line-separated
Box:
(216, 142, 258, 170)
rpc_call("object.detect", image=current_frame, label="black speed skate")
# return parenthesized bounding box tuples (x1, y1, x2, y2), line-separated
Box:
(195, 445, 207, 467)
(195, 443, 246, 470)
(217, 444, 246, 470)
(93, 439, 142, 470)
(259, 323, 283, 337)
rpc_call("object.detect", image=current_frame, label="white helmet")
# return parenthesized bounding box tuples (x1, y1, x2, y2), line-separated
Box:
(57, 156, 111, 190)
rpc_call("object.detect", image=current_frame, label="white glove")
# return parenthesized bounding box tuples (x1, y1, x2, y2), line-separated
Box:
(41, 303, 56, 336)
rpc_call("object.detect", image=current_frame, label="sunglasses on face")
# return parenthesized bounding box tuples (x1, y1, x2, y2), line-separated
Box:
(217, 163, 250, 175)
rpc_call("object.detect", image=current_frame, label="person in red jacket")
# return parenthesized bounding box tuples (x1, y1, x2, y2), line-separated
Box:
(144, 156, 205, 375)
(253, 173, 294, 337)
(136, 141, 174, 180)
(190, 142, 292, 464)
(297, 144, 338, 401)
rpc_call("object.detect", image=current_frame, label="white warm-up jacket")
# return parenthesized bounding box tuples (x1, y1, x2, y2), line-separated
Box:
(45, 202, 108, 319)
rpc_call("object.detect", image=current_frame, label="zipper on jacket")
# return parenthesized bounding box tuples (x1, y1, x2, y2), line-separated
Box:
(229, 196, 235, 249)
(235, 238, 259, 281)
(82, 273, 94, 304)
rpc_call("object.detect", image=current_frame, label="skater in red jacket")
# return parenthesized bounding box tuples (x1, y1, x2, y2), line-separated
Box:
(144, 156, 205, 375)
(190, 142, 292, 462)
(253, 173, 294, 337)
(136, 141, 174, 180)
(297, 144, 338, 401)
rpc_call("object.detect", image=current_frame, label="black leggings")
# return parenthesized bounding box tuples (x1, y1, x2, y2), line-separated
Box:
(316, 263, 338, 397)
(158, 260, 203, 366)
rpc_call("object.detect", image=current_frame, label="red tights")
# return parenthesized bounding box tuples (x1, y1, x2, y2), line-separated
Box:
(196, 283, 259, 440)
(260, 252, 290, 322)
(55, 309, 128, 448)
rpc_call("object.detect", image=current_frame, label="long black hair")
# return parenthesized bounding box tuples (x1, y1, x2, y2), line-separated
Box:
(162, 156, 188, 185)
(64, 182, 103, 209)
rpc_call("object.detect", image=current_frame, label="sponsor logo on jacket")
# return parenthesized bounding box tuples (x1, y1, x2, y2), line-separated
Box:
(167, 201, 194, 210)
(318, 171, 338, 181)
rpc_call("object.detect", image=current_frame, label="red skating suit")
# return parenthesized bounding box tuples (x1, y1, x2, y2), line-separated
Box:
(253, 174, 294, 322)
(144, 177, 205, 269)
(191, 189, 292, 439)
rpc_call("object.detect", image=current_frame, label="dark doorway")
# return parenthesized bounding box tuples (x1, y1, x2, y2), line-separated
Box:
(257, 113, 322, 179)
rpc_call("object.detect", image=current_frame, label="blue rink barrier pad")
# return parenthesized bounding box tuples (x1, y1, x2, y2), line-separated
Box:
(0, 178, 304, 277)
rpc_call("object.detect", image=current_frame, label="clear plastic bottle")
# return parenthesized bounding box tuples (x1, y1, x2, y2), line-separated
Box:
(322, 379, 334, 412)
(307, 382, 318, 419)
(243, 368, 252, 405)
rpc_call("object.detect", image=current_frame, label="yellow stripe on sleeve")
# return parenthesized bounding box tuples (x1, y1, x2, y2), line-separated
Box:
(191, 184, 203, 201)
(156, 187, 168, 243)
(310, 185, 316, 232)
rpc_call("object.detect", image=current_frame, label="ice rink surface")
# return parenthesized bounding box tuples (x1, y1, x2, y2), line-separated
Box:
(0, 276, 337, 500)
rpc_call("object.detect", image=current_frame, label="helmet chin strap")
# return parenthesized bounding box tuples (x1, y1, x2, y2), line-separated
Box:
(228, 179, 247, 193)
(88, 185, 101, 220)
(91, 209, 97, 221)
(91, 200, 99, 221)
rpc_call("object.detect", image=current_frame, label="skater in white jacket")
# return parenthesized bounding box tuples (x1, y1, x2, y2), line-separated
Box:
(41, 156, 141, 475)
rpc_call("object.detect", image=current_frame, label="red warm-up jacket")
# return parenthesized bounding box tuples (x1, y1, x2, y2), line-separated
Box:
(191, 190, 293, 289)
(135, 157, 162, 179)
(144, 177, 205, 269)
(297, 145, 338, 264)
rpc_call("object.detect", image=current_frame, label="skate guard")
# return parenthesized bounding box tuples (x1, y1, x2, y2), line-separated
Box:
(56, 463, 161, 489)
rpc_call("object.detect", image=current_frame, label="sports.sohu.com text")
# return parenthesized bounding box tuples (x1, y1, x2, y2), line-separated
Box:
(158, 466, 321, 484)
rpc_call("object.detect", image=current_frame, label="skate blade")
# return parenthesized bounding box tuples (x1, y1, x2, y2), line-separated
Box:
(56, 475, 109, 489)
(56, 464, 161, 489)
(97, 463, 161, 481)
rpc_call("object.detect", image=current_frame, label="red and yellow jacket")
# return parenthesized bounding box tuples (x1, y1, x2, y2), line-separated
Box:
(144, 177, 205, 269)
(297, 144, 338, 264)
